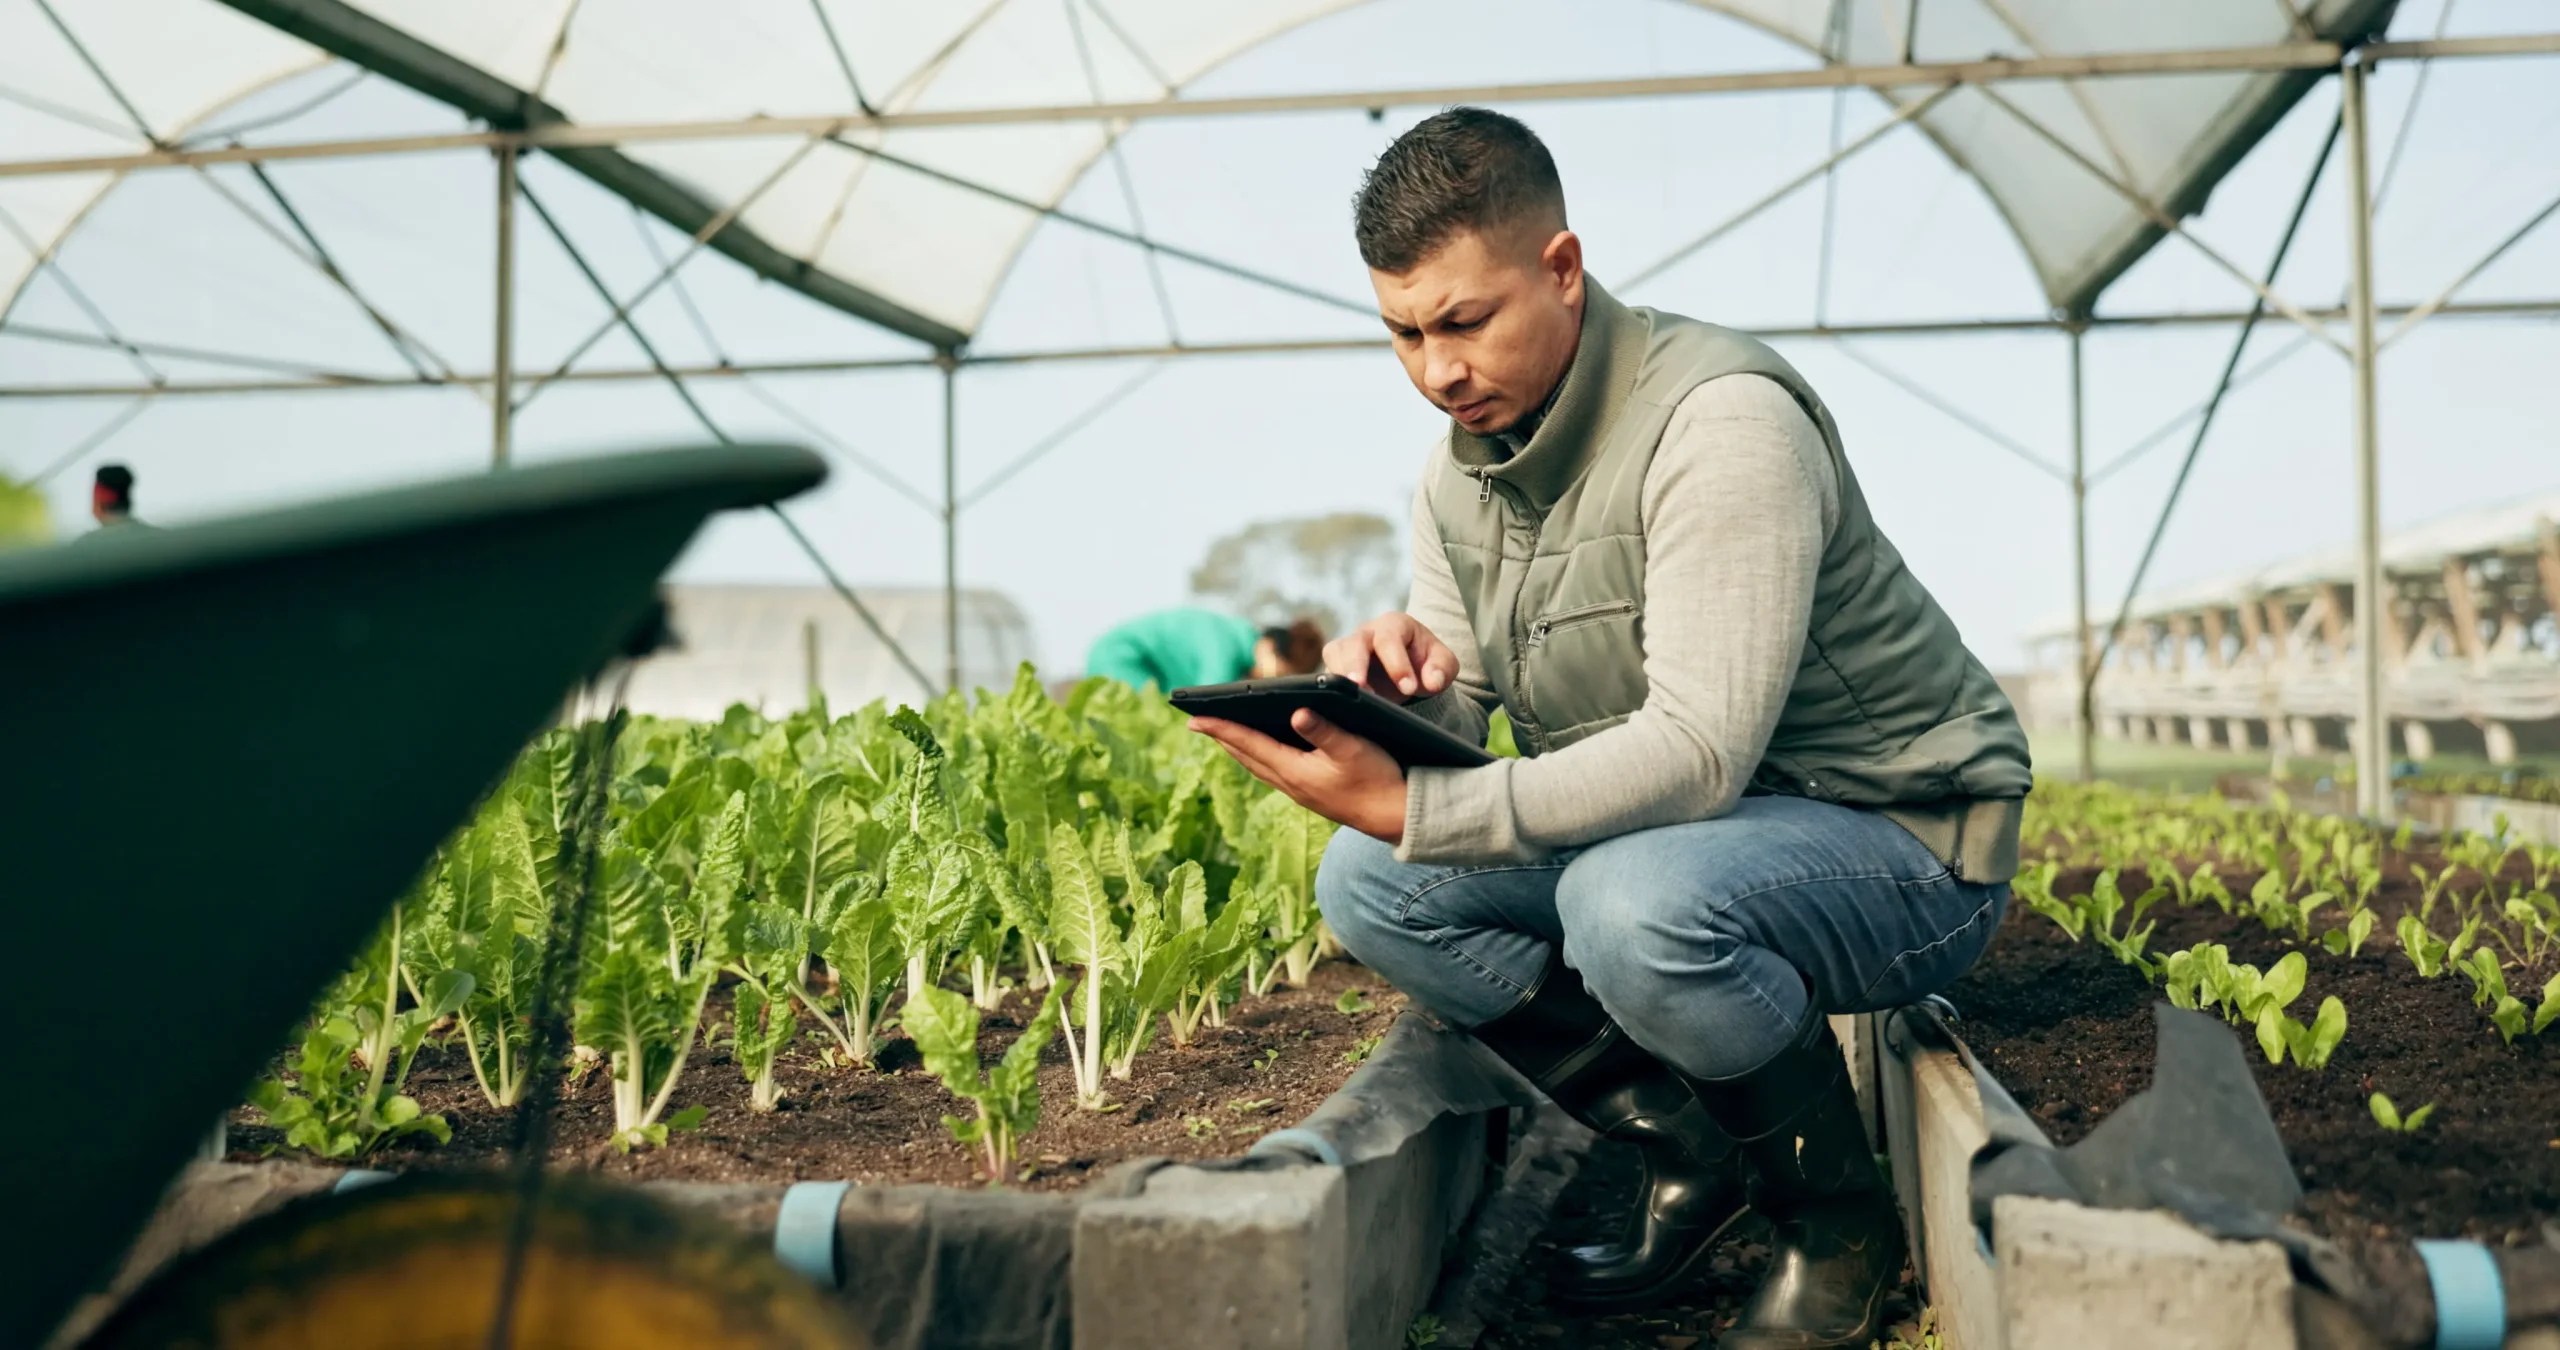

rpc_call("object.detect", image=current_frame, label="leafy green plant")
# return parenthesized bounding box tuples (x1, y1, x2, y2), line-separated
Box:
(575, 784, 750, 1151)
(2320, 908, 2377, 960)
(2398, 914, 2448, 977)
(2369, 1093, 2435, 1134)
(1343, 1034, 1385, 1066)
(905, 983, 1062, 1182)
(1046, 823, 1123, 1111)
(728, 901, 804, 1110)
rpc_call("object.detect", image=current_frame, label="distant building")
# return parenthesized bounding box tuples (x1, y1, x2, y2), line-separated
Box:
(619, 583, 1039, 720)
(2024, 494, 2560, 765)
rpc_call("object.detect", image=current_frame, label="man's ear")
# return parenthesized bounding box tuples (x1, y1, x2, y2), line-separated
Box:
(1541, 229, 1584, 306)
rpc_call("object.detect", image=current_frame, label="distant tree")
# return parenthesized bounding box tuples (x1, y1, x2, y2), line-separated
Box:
(0, 476, 52, 550)
(1189, 511, 1405, 636)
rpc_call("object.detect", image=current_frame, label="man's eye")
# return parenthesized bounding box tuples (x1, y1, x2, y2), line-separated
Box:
(1444, 317, 1483, 333)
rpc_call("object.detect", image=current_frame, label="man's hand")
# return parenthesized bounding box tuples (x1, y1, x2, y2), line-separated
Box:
(1189, 709, 1407, 844)
(1326, 613, 1459, 704)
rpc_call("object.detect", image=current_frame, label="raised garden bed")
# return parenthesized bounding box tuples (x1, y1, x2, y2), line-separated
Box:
(1877, 780, 2560, 1350)
(226, 962, 1402, 1189)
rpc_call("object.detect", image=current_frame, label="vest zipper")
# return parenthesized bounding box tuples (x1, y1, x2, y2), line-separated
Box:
(1527, 599, 1639, 644)
(1469, 467, 1493, 504)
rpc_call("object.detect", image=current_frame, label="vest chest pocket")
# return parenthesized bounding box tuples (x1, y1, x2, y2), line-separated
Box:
(1521, 599, 1646, 745)
(1527, 598, 1639, 644)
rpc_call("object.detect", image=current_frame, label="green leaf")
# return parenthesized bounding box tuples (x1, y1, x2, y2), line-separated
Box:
(377, 1093, 420, 1127)
(2402, 1102, 2435, 1131)
(2300, 996, 2346, 1069)
(1045, 823, 1122, 975)
(2345, 908, 2377, 959)
(421, 968, 475, 1021)
(2535, 973, 2560, 1035)
(1335, 989, 1373, 1015)
(2398, 914, 2445, 978)
(987, 984, 1063, 1138)
(2491, 995, 2528, 1044)
(2254, 1007, 2287, 1065)
(903, 983, 987, 1095)
(666, 1104, 710, 1133)
(2258, 951, 2306, 1015)
(2368, 1092, 2401, 1131)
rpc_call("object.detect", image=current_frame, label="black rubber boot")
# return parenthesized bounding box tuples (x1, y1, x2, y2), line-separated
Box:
(1469, 953, 1750, 1310)
(1683, 1012, 1906, 1350)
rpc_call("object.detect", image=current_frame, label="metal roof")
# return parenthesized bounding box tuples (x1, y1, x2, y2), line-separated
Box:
(3, 0, 2399, 345)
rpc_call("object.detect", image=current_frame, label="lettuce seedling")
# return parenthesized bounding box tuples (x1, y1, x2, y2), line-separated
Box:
(2368, 1092, 2434, 1134)
(905, 982, 1062, 1182)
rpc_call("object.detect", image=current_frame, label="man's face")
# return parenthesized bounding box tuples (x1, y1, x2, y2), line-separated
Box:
(1370, 225, 1584, 437)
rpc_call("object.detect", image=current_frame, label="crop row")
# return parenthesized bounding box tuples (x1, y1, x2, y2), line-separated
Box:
(2015, 782, 2560, 1121)
(248, 668, 1342, 1180)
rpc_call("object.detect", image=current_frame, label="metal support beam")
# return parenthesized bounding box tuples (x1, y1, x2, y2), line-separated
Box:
(492, 145, 516, 467)
(11, 298, 2560, 401)
(12, 33, 2560, 181)
(941, 357, 961, 695)
(2069, 325, 2093, 783)
(2342, 62, 2388, 820)
(1623, 84, 1956, 290)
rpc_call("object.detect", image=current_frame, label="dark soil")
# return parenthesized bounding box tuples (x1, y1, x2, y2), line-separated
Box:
(1949, 856, 2560, 1256)
(227, 961, 1401, 1190)
(1470, 1140, 1927, 1349)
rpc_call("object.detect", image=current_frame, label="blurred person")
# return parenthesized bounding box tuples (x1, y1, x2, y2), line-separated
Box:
(91, 464, 142, 528)
(1187, 109, 2029, 1345)
(1083, 608, 1323, 693)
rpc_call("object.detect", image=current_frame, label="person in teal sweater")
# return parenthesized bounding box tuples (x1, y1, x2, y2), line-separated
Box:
(1085, 610, 1323, 692)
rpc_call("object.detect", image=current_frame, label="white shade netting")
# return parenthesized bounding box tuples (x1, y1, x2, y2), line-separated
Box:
(5, 0, 2396, 341)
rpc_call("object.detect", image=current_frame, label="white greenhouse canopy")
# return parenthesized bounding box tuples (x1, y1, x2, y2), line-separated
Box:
(3, 0, 2399, 347)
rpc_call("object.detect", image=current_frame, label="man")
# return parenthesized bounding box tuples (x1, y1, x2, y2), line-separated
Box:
(92, 464, 142, 528)
(1084, 608, 1323, 692)
(1189, 110, 2029, 1347)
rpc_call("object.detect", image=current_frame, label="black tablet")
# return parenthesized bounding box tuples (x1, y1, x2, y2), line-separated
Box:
(1169, 673, 1496, 769)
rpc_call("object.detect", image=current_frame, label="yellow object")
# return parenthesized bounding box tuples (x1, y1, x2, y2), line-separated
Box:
(80, 1173, 867, 1350)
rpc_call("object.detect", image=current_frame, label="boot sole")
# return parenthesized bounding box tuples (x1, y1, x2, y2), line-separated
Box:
(1548, 1205, 1752, 1314)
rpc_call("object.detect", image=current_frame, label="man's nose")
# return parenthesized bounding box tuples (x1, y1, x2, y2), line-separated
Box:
(1422, 340, 1468, 396)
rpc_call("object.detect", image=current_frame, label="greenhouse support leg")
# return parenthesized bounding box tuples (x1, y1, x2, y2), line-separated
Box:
(942, 357, 961, 694)
(2343, 61, 2389, 821)
(492, 145, 516, 469)
(2070, 325, 2094, 783)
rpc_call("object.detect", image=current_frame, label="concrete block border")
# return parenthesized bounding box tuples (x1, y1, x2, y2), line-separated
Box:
(1870, 1009, 2559, 1350)
(56, 1009, 1509, 1350)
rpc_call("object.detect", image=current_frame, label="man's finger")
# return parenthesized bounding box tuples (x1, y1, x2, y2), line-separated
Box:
(1419, 642, 1460, 694)
(1291, 709, 1365, 758)
(1323, 632, 1377, 682)
(1382, 635, 1423, 696)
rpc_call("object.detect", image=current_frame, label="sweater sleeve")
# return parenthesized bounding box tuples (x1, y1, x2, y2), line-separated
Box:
(1396, 374, 1839, 865)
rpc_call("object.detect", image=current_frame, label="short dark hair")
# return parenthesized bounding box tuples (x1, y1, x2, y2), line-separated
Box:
(95, 464, 133, 493)
(1353, 107, 1566, 272)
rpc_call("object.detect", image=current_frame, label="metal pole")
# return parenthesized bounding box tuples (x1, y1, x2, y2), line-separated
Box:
(16, 33, 2560, 180)
(2070, 324, 2095, 783)
(2342, 61, 2388, 820)
(492, 145, 516, 468)
(941, 356, 961, 695)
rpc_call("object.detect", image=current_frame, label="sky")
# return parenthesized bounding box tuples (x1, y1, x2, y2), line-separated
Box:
(4, 0, 2558, 687)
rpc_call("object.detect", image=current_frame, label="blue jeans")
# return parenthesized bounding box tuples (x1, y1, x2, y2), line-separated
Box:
(1315, 795, 2008, 1081)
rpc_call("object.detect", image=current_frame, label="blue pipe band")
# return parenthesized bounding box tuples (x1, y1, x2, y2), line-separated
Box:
(774, 1180, 850, 1287)
(1246, 1128, 1343, 1168)
(332, 1169, 393, 1194)
(2415, 1239, 2505, 1350)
